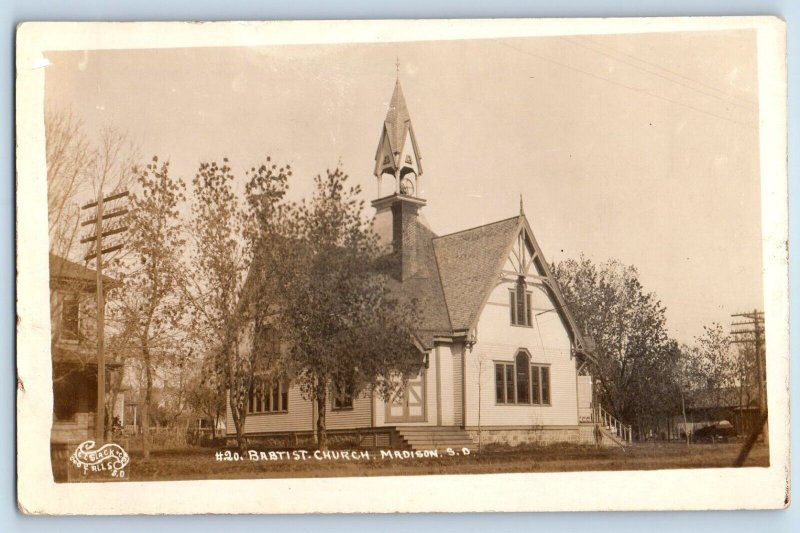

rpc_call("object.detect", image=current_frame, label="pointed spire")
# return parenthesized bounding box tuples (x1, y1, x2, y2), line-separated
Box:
(520, 194, 524, 215)
(374, 65, 423, 180)
(385, 77, 411, 156)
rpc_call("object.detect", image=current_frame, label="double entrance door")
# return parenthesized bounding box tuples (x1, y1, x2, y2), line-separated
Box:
(385, 372, 426, 423)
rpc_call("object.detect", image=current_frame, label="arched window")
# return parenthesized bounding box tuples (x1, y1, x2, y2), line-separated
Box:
(495, 350, 551, 406)
(515, 350, 531, 404)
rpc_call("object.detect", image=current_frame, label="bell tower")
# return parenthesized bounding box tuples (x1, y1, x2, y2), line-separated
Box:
(372, 69, 430, 281)
(373, 73, 423, 200)
(372, 69, 427, 279)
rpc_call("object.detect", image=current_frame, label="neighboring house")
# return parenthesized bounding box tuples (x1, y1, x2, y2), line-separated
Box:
(49, 253, 121, 448)
(226, 78, 614, 450)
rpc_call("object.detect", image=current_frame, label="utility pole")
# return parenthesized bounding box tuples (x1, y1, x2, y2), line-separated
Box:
(730, 310, 766, 441)
(81, 190, 129, 442)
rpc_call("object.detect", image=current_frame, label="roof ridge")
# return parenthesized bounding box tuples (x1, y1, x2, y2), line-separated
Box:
(432, 214, 521, 240)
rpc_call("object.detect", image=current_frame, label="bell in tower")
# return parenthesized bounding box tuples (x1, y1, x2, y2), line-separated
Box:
(371, 70, 428, 279)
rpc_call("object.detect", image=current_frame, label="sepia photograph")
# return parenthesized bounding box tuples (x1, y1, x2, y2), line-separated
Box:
(16, 18, 788, 513)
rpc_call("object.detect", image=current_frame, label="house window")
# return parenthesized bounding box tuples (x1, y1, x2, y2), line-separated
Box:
(531, 364, 551, 405)
(248, 379, 289, 413)
(332, 381, 354, 411)
(61, 293, 80, 342)
(496, 352, 551, 406)
(509, 278, 533, 327)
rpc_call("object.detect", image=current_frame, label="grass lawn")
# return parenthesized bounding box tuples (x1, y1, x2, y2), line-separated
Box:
(65, 440, 769, 482)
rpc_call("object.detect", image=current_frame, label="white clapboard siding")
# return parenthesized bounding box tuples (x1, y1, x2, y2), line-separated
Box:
(451, 343, 464, 426)
(437, 344, 455, 426)
(464, 279, 579, 428)
(325, 394, 372, 430)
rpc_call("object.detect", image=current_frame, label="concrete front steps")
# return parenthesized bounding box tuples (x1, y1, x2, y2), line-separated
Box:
(394, 426, 477, 452)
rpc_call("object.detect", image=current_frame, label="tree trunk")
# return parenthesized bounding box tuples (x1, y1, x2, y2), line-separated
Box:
(142, 342, 153, 459)
(232, 393, 248, 454)
(316, 387, 328, 451)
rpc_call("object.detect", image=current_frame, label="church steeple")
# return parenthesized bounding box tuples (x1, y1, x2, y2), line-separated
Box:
(372, 72, 427, 279)
(374, 74, 423, 198)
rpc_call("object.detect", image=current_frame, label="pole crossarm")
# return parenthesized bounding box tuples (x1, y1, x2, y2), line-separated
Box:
(80, 224, 129, 244)
(82, 188, 129, 443)
(81, 190, 130, 210)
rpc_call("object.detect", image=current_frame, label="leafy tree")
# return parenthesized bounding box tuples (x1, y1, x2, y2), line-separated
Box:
(687, 323, 736, 424)
(186, 156, 292, 452)
(552, 256, 679, 436)
(121, 156, 186, 459)
(271, 167, 423, 450)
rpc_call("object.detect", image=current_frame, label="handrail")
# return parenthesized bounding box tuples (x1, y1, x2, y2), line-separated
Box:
(592, 403, 632, 443)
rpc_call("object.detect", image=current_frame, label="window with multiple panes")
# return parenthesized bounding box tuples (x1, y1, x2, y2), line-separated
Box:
(248, 379, 289, 413)
(60, 293, 80, 341)
(509, 277, 533, 327)
(495, 351, 551, 405)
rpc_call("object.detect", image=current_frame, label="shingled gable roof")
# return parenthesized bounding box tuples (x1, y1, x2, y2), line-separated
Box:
(430, 214, 593, 359)
(432, 216, 521, 331)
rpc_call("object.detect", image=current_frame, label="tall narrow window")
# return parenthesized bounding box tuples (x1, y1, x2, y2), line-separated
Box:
(495, 364, 505, 403)
(515, 351, 530, 404)
(541, 366, 550, 405)
(516, 277, 526, 326)
(510, 280, 533, 327)
(272, 382, 280, 411)
(505, 364, 515, 403)
(525, 292, 533, 326)
(531, 366, 541, 405)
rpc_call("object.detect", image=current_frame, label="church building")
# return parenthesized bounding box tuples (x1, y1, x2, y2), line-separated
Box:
(226, 77, 626, 450)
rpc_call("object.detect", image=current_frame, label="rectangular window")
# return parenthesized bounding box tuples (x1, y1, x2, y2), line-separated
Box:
(248, 379, 289, 413)
(61, 293, 79, 341)
(495, 364, 505, 403)
(530, 364, 551, 405)
(332, 381, 354, 410)
(541, 366, 550, 405)
(525, 293, 533, 326)
(509, 288, 533, 327)
(495, 362, 515, 404)
(505, 364, 515, 404)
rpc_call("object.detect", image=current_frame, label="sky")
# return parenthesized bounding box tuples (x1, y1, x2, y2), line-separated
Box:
(43, 30, 763, 344)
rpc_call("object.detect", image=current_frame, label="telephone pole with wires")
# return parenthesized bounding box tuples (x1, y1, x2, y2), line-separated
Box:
(81, 189, 129, 441)
(730, 310, 766, 450)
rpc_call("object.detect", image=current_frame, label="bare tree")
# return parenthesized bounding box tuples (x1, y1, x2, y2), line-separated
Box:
(46, 107, 137, 262)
